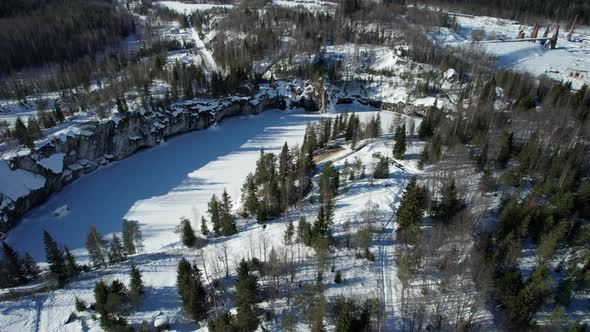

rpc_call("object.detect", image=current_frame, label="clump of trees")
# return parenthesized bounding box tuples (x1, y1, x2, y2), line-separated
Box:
(0, 242, 39, 288)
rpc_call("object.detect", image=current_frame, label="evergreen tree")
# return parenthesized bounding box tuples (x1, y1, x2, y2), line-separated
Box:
(496, 130, 513, 168)
(108, 234, 126, 264)
(319, 161, 339, 203)
(284, 219, 295, 245)
(122, 219, 143, 255)
(64, 247, 80, 279)
(435, 178, 461, 222)
(26, 115, 42, 139)
(177, 258, 208, 322)
(178, 217, 197, 248)
(208, 194, 221, 235)
(13, 117, 33, 147)
(279, 142, 290, 178)
(373, 156, 389, 179)
(200, 216, 210, 236)
(393, 124, 407, 159)
(417, 144, 430, 170)
(220, 189, 237, 236)
(21, 252, 40, 280)
(54, 103, 65, 122)
(234, 259, 259, 331)
(396, 177, 426, 243)
(241, 173, 258, 217)
(129, 264, 144, 307)
(43, 230, 67, 286)
(1, 242, 25, 286)
(85, 226, 108, 268)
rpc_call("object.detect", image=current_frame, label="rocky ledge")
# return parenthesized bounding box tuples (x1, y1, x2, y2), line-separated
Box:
(0, 80, 328, 233)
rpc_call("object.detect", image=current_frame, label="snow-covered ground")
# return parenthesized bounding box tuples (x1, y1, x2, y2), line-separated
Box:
(0, 102, 428, 331)
(271, 0, 337, 13)
(431, 14, 590, 89)
(155, 1, 233, 14)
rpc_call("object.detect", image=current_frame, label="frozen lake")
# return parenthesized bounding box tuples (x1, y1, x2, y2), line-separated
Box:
(6, 104, 409, 262)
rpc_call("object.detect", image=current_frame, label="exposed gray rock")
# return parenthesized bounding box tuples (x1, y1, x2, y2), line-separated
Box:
(0, 81, 327, 233)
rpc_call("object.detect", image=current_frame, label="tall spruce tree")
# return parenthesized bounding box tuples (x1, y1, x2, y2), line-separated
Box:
(64, 247, 80, 279)
(208, 194, 221, 235)
(178, 217, 197, 248)
(85, 226, 108, 268)
(1, 242, 25, 287)
(241, 173, 258, 217)
(43, 230, 67, 286)
(108, 234, 126, 264)
(177, 258, 208, 322)
(393, 124, 407, 159)
(129, 264, 144, 307)
(122, 219, 143, 255)
(396, 177, 426, 243)
(220, 189, 237, 236)
(234, 259, 259, 331)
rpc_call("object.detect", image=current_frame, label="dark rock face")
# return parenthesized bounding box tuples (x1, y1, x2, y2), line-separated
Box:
(0, 81, 326, 233)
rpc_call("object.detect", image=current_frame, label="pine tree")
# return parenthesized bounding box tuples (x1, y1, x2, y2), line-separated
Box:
(284, 219, 295, 245)
(26, 115, 42, 139)
(200, 216, 210, 236)
(220, 189, 237, 236)
(496, 130, 513, 168)
(64, 247, 80, 279)
(279, 142, 290, 178)
(108, 234, 126, 264)
(178, 217, 197, 248)
(177, 258, 208, 322)
(129, 264, 144, 307)
(13, 117, 33, 147)
(86, 226, 108, 268)
(319, 161, 339, 203)
(208, 194, 221, 235)
(393, 124, 407, 159)
(122, 219, 143, 255)
(234, 259, 259, 331)
(396, 177, 426, 243)
(373, 156, 389, 179)
(54, 103, 65, 122)
(1, 242, 25, 286)
(43, 230, 67, 286)
(21, 252, 40, 280)
(436, 178, 461, 222)
(241, 173, 258, 217)
(417, 144, 430, 170)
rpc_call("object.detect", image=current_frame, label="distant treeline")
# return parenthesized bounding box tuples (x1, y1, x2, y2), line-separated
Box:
(418, 0, 590, 25)
(0, 0, 135, 74)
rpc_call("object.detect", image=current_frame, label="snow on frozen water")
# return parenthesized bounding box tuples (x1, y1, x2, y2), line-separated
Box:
(6, 109, 324, 261)
(0, 161, 46, 201)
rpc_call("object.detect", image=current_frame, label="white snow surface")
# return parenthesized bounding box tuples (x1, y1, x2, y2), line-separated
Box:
(155, 1, 232, 14)
(0, 161, 46, 201)
(1, 104, 427, 332)
(37, 153, 65, 174)
(431, 13, 590, 89)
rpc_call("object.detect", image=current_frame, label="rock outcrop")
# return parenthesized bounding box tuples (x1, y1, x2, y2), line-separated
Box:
(0, 80, 327, 233)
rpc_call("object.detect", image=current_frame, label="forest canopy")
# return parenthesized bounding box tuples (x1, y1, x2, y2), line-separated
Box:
(0, 0, 135, 74)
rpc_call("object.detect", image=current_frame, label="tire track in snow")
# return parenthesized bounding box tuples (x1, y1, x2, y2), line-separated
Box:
(378, 172, 407, 331)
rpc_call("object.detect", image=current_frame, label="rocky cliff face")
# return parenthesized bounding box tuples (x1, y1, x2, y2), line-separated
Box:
(0, 80, 327, 233)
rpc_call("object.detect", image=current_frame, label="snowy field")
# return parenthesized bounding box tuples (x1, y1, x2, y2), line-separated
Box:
(155, 1, 233, 14)
(271, 0, 336, 13)
(431, 13, 590, 89)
